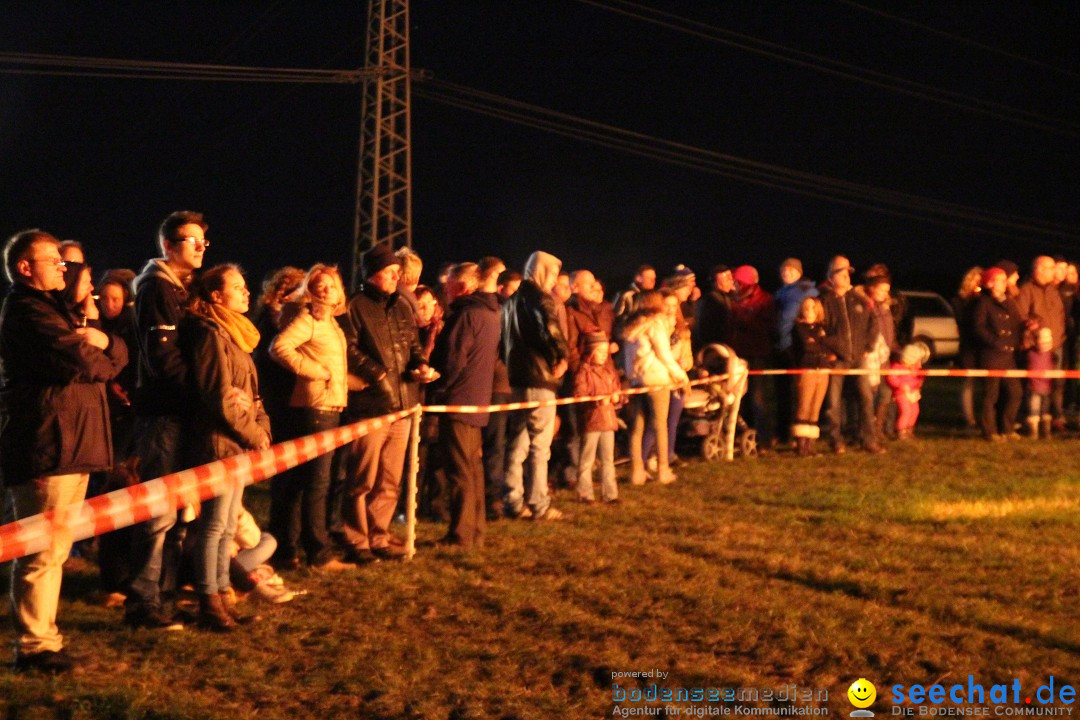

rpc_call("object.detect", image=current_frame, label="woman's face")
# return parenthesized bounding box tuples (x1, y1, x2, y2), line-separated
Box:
(803, 303, 818, 324)
(870, 282, 891, 304)
(663, 295, 679, 319)
(309, 272, 339, 308)
(213, 269, 250, 314)
(415, 292, 437, 326)
(101, 282, 125, 320)
(74, 268, 94, 304)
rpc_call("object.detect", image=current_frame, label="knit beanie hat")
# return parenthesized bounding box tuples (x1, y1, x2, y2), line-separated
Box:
(996, 260, 1019, 278)
(362, 244, 400, 279)
(901, 341, 931, 367)
(584, 330, 609, 351)
(732, 265, 759, 288)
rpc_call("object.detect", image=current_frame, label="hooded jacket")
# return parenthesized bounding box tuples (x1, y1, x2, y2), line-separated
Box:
(342, 282, 426, 418)
(132, 258, 192, 415)
(0, 283, 128, 484)
(621, 312, 689, 389)
(501, 251, 569, 391)
(429, 291, 501, 427)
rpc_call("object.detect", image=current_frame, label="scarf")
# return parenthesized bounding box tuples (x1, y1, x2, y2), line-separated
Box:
(202, 303, 261, 354)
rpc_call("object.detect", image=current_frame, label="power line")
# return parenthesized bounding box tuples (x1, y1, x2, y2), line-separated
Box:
(416, 80, 1079, 248)
(834, 0, 1080, 82)
(568, 0, 1080, 138)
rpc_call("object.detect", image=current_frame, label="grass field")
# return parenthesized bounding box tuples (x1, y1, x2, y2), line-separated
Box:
(2, 378, 1080, 719)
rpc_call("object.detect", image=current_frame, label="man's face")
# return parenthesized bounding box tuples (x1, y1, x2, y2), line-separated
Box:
(637, 269, 656, 291)
(1034, 257, 1055, 286)
(589, 279, 605, 304)
(166, 223, 207, 274)
(101, 283, 126, 320)
(780, 266, 801, 285)
(715, 271, 734, 294)
(1054, 261, 1068, 285)
(572, 270, 596, 298)
(368, 263, 401, 295)
(870, 282, 891, 304)
(830, 258, 853, 293)
(20, 241, 67, 292)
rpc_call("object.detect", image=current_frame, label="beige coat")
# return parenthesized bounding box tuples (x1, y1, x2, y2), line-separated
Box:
(270, 305, 348, 410)
(621, 313, 690, 388)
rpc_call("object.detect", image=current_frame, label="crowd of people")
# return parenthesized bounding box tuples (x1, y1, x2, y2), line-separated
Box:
(2, 210, 1076, 673)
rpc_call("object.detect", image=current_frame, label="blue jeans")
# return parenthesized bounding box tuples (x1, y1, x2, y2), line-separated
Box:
(643, 390, 685, 463)
(577, 430, 617, 501)
(503, 387, 556, 516)
(195, 478, 244, 595)
(124, 415, 183, 613)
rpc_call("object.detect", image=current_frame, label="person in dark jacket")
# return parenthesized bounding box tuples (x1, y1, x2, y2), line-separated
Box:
(501, 250, 569, 521)
(340, 244, 433, 562)
(819, 256, 883, 454)
(476, 257, 509, 520)
(179, 264, 271, 631)
(693, 264, 734, 351)
(1, 229, 128, 672)
(973, 267, 1026, 441)
(951, 266, 983, 428)
(428, 263, 501, 548)
(729, 265, 777, 448)
(124, 210, 208, 630)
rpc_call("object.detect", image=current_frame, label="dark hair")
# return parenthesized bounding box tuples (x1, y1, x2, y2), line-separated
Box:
(189, 263, 243, 316)
(497, 269, 522, 286)
(478, 256, 505, 284)
(415, 284, 436, 301)
(4, 229, 58, 284)
(635, 264, 654, 277)
(158, 211, 207, 250)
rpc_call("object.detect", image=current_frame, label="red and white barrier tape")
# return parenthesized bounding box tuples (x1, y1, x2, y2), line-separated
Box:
(747, 367, 1080, 378)
(0, 407, 418, 564)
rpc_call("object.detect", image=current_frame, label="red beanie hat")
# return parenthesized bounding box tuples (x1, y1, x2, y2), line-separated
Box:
(981, 267, 1006, 288)
(733, 265, 759, 288)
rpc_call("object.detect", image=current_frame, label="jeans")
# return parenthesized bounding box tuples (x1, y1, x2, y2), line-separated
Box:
(577, 430, 617, 501)
(269, 408, 340, 565)
(8, 473, 89, 655)
(234, 533, 278, 574)
(643, 390, 685, 463)
(825, 369, 877, 447)
(124, 415, 183, 613)
(481, 392, 511, 515)
(503, 387, 557, 516)
(630, 390, 671, 481)
(195, 477, 244, 595)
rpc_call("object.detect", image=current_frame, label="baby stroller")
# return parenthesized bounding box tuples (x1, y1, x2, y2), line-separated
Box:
(679, 343, 754, 460)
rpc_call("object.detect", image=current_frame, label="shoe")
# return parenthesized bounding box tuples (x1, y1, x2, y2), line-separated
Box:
(313, 557, 357, 572)
(1005, 432, 1022, 441)
(863, 443, 886, 455)
(630, 471, 651, 486)
(219, 590, 259, 625)
(506, 505, 533, 520)
(657, 470, 677, 485)
(987, 433, 1006, 442)
(832, 442, 847, 455)
(577, 496, 595, 504)
(603, 498, 621, 506)
(197, 593, 236, 633)
(534, 506, 565, 521)
(101, 591, 127, 609)
(646, 456, 658, 473)
(341, 548, 381, 566)
(371, 545, 408, 561)
(253, 582, 296, 604)
(13, 649, 75, 674)
(123, 607, 185, 631)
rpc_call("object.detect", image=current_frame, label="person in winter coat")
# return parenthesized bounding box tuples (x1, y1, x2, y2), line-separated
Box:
(500, 250, 570, 521)
(179, 264, 271, 631)
(887, 342, 930, 440)
(428, 263, 501, 548)
(1, 230, 128, 672)
(729, 265, 777, 449)
(268, 264, 352, 571)
(573, 331, 623, 503)
(774, 258, 818, 444)
(819, 256, 883, 454)
(973, 266, 1026, 441)
(951, 266, 983, 428)
(125, 210, 208, 630)
(622, 290, 689, 486)
(790, 297, 833, 457)
(693, 264, 735, 351)
(1016, 256, 1067, 427)
(341, 244, 434, 562)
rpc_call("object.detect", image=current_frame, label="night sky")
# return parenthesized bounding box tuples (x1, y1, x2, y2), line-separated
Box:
(1, 1, 1077, 295)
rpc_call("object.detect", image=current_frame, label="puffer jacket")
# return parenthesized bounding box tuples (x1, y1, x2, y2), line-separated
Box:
(342, 283, 425, 418)
(820, 289, 878, 365)
(621, 313, 689, 389)
(0, 284, 128, 484)
(501, 252, 569, 391)
(573, 361, 622, 432)
(180, 314, 271, 462)
(132, 258, 192, 416)
(270, 304, 348, 411)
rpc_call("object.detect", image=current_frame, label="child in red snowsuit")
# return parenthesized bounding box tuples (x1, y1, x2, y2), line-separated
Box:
(886, 342, 930, 439)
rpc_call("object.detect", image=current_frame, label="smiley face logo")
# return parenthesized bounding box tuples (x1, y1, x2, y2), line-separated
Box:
(848, 678, 876, 709)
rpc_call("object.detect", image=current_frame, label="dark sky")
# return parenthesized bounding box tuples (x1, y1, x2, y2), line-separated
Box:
(1, 1, 1077, 295)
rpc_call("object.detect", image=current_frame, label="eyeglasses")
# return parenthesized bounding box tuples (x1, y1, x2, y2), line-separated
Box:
(177, 236, 210, 249)
(31, 258, 67, 268)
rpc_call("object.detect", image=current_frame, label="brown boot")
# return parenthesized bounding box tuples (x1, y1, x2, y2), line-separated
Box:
(219, 589, 258, 625)
(198, 593, 236, 632)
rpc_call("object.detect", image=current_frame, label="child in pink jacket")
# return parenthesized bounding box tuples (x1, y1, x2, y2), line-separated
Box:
(886, 342, 930, 440)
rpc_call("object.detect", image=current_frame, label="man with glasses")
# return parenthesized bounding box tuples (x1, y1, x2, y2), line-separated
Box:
(820, 255, 884, 455)
(1, 230, 128, 672)
(123, 211, 209, 630)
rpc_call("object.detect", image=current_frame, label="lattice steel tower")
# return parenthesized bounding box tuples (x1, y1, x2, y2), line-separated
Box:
(352, 0, 412, 290)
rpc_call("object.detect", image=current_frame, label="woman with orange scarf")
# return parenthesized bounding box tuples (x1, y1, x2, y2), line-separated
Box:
(180, 264, 271, 631)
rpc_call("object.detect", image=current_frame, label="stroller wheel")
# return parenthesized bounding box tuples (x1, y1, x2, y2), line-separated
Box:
(701, 430, 723, 461)
(739, 429, 758, 458)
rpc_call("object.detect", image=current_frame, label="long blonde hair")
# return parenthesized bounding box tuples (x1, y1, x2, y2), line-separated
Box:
(295, 264, 347, 317)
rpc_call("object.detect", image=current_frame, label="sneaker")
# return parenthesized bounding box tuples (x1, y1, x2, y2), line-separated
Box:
(506, 505, 533, 520)
(253, 582, 296, 604)
(313, 557, 357, 572)
(658, 471, 678, 485)
(13, 649, 75, 674)
(371, 545, 408, 561)
(535, 506, 565, 521)
(123, 607, 185, 631)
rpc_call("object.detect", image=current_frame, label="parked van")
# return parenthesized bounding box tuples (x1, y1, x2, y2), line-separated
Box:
(899, 291, 959, 360)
